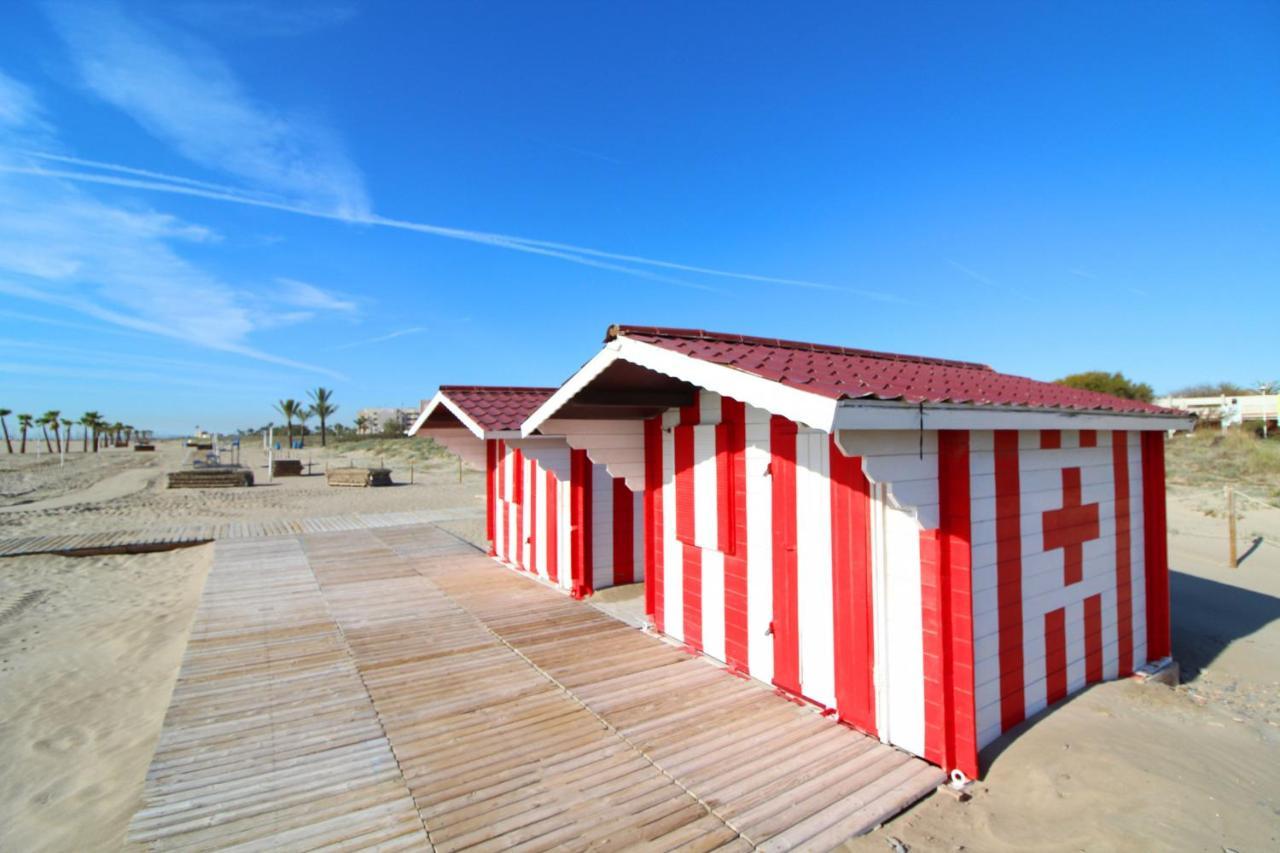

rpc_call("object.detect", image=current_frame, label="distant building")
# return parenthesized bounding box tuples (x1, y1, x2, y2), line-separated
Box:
(356, 407, 418, 434)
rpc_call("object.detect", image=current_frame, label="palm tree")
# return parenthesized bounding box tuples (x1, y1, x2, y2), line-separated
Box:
(296, 406, 312, 446)
(61, 419, 73, 451)
(0, 408, 12, 454)
(38, 411, 56, 453)
(43, 410, 62, 453)
(355, 413, 369, 435)
(80, 412, 98, 452)
(17, 414, 32, 453)
(307, 387, 338, 447)
(124, 425, 134, 445)
(274, 399, 303, 448)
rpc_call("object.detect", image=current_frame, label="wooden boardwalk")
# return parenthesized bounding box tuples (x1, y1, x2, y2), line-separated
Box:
(128, 523, 944, 851)
(0, 508, 481, 558)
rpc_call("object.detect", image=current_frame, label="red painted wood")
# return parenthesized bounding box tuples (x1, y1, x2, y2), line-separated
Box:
(1079, 430, 1097, 448)
(1084, 593, 1103, 684)
(1141, 431, 1171, 660)
(527, 459, 537, 575)
(770, 415, 800, 694)
(674, 424, 696, 546)
(569, 449, 593, 599)
(485, 439, 497, 555)
(1042, 467, 1100, 586)
(921, 530, 945, 765)
(546, 469, 558, 584)
(829, 435, 876, 736)
(994, 430, 1026, 731)
(938, 430, 978, 780)
(612, 478, 634, 586)
(495, 440, 506, 561)
(644, 416, 661, 621)
(721, 397, 749, 672)
(512, 448, 525, 569)
(1040, 429, 1061, 450)
(1112, 431, 1134, 675)
(1044, 607, 1068, 704)
(677, 401, 702, 650)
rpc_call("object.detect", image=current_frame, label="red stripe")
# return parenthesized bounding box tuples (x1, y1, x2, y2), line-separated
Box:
(677, 401, 702, 650)
(830, 435, 875, 736)
(528, 461, 537, 576)
(644, 416, 661, 621)
(994, 430, 1026, 731)
(1044, 607, 1067, 705)
(485, 439, 497, 555)
(1141, 432, 1171, 659)
(512, 448, 525, 569)
(546, 469, 558, 583)
(1040, 429, 1061, 450)
(495, 441, 506, 560)
(770, 415, 800, 693)
(721, 397, 748, 673)
(1079, 430, 1097, 448)
(1084, 593, 1103, 684)
(570, 449, 593, 598)
(940, 430, 977, 779)
(1112, 431, 1134, 676)
(612, 478, 634, 585)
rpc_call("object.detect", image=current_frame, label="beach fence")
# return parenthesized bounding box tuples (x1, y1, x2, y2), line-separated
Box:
(1223, 486, 1277, 568)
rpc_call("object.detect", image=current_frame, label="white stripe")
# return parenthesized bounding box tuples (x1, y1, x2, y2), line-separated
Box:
(693, 424, 718, 550)
(744, 405, 773, 683)
(796, 428, 835, 708)
(591, 463, 613, 589)
(662, 424, 683, 640)
(633, 486, 645, 581)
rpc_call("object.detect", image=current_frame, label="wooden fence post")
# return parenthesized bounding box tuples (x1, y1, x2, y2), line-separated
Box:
(1226, 485, 1237, 568)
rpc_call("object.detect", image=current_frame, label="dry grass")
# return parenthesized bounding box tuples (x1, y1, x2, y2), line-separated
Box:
(1166, 428, 1280, 499)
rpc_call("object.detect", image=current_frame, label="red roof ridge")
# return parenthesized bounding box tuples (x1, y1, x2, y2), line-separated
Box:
(439, 385, 559, 394)
(607, 324, 994, 372)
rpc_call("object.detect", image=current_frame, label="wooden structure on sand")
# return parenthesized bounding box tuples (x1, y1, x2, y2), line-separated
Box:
(167, 467, 253, 489)
(327, 467, 393, 487)
(521, 323, 1193, 780)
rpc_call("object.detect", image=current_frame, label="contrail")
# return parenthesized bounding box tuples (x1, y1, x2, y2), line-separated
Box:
(3, 152, 901, 300)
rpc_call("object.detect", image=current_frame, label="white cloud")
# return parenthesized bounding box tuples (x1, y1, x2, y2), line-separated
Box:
(44, 1, 369, 218)
(0, 71, 341, 378)
(0, 70, 49, 132)
(274, 278, 357, 313)
(332, 327, 426, 350)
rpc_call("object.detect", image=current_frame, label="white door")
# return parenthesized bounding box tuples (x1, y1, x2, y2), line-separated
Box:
(871, 483, 926, 757)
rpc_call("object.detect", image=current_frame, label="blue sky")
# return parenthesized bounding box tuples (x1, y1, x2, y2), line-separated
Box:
(0, 2, 1276, 434)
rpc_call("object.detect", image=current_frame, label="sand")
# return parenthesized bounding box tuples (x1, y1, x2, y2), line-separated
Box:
(0, 547, 212, 852)
(0, 439, 1277, 851)
(848, 488, 1280, 853)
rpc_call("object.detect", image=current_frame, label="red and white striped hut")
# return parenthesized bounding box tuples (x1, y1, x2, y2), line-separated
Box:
(521, 325, 1191, 779)
(408, 385, 643, 598)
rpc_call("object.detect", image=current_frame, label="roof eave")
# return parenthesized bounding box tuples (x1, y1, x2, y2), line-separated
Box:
(522, 336, 841, 435)
(406, 390, 491, 439)
(833, 398, 1196, 432)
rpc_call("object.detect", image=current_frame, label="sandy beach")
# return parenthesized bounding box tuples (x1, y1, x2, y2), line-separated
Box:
(0, 440, 1277, 851)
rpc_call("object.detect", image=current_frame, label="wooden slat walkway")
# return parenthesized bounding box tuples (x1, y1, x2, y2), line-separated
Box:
(0, 507, 482, 558)
(128, 522, 943, 851)
(126, 537, 428, 850)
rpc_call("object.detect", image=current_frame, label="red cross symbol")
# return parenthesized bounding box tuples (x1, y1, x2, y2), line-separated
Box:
(1042, 467, 1100, 585)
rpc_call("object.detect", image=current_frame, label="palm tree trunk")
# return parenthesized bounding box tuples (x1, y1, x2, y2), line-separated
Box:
(20, 428, 27, 453)
(53, 424, 61, 454)
(82, 428, 88, 452)
(321, 415, 327, 447)
(1, 420, 11, 454)
(42, 424, 52, 453)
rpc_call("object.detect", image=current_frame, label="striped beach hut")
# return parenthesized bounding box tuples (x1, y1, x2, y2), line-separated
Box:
(408, 385, 642, 597)
(520, 325, 1191, 779)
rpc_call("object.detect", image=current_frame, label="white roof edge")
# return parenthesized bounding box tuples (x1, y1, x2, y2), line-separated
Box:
(406, 390, 489, 440)
(834, 399, 1196, 432)
(521, 336, 839, 434)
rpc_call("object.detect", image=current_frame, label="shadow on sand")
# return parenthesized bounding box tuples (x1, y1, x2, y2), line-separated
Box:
(1171, 568, 1280, 681)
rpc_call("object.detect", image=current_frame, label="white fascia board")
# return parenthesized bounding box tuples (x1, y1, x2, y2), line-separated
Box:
(521, 344, 625, 436)
(406, 391, 489, 440)
(833, 399, 1196, 432)
(522, 337, 840, 434)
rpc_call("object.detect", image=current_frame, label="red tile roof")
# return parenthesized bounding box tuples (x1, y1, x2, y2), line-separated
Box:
(607, 325, 1175, 415)
(438, 386, 558, 432)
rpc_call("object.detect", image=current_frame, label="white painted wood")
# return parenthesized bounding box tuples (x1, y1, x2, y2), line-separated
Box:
(418, 427, 488, 471)
(795, 428, 835, 708)
(661, 425, 683, 641)
(692, 423, 719, 551)
(507, 437, 572, 481)
(834, 399, 1193, 433)
(744, 404, 774, 684)
(538, 417, 647, 490)
(633, 489, 645, 582)
(591, 463, 614, 589)
(702, 548, 726, 663)
(872, 482, 926, 757)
